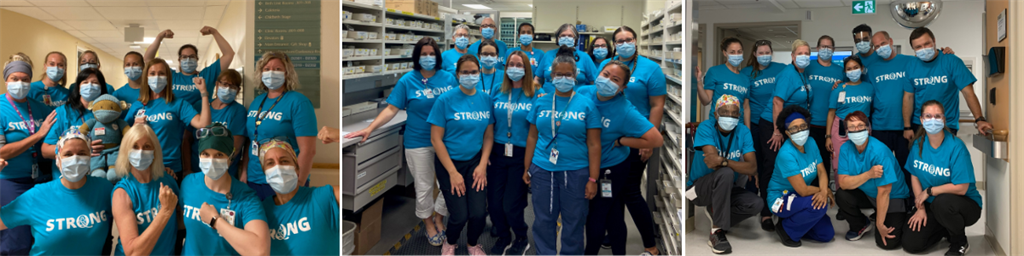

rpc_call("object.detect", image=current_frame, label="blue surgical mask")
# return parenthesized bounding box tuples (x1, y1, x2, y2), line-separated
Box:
(923, 118, 944, 134)
(552, 76, 575, 93)
(616, 42, 636, 58)
(80, 63, 98, 71)
(717, 117, 739, 131)
(148, 76, 167, 92)
(46, 67, 65, 82)
(595, 76, 618, 97)
(593, 48, 608, 60)
(79, 83, 101, 102)
(846, 69, 862, 82)
(849, 130, 869, 146)
(94, 109, 120, 124)
(794, 55, 810, 69)
(266, 165, 299, 194)
(124, 66, 143, 81)
(459, 73, 480, 89)
(916, 47, 936, 62)
(262, 71, 286, 90)
(217, 86, 237, 104)
(480, 56, 499, 69)
(5, 81, 30, 100)
(856, 41, 872, 54)
(727, 54, 744, 67)
(419, 56, 436, 70)
(60, 155, 90, 182)
(519, 34, 533, 46)
(876, 44, 892, 59)
(180, 58, 198, 73)
(455, 37, 470, 49)
(482, 28, 495, 39)
(558, 37, 575, 47)
(129, 149, 154, 170)
(818, 48, 834, 60)
(757, 55, 772, 66)
(506, 67, 525, 81)
(790, 130, 810, 146)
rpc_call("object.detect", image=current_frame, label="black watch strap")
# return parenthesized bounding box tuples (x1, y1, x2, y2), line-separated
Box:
(975, 117, 987, 123)
(904, 126, 913, 131)
(209, 216, 219, 230)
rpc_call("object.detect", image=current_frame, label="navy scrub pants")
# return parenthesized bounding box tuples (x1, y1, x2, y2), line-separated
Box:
(436, 152, 488, 246)
(774, 193, 835, 242)
(486, 146, 529, 240)
(529, 164, 589, 255)
(0, 177, 36, 255)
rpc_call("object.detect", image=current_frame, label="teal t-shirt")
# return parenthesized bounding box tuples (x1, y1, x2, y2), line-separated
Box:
(506, 47, 545, 72)
(0, 95, 53, 179)
(702, 64, 750, 116)
(245, 92, 318, 184)
(741, 62, 786, 124)
(180, 173, 267, 255)
(804, 61, 843, 126)
(43, 105, 95, 178)
(468, 39, 510, 65)
(478, 70, 504, 96)
(0, 177, 113, 256)
(171, 59, 221, 112)
(441, 49, 469, 74)
(527, 92, 602, 171)
(577, 86, 652, 168)
(903, 53, 977, 130)
(599, 56, 667, 118)
(426, 88, 495, 161)
(491, 87, 537, 147)
(868, 54, 915, 131)
(534, 49, 598, 85)
(828, 81, 874, 120)
(192, 102, 248, 178)
(759, 64, 811, 123)
(28, 81, 70, 108)
(113, 173, 181, 256)
(263, 186, 340, 255)
(385, 70, 458, 149)
(113, 83, 141, 110)
(124, 97, 199, 171)
(687, 119, 755, 187)
(905, 131, 983, 207)
(767, 138, 822, 205)
(837, 137, 911, 199)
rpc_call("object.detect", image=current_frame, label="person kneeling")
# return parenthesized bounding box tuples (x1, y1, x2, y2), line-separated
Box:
(767, 106, 835, 247)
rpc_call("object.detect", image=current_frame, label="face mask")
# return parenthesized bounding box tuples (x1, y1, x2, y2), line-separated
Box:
(129, 149, 155, 170)
(506, 67, 525, 81)
(79, 83, 101, 102)
(790, 130, 810, 146)
(916, 47, 936, 62)
(727, 54, 744, 67)
(846, 69, 862, 82)
(856, 41, 872, 54)
(217, 87, 237, 104)
(757, 55, 772, 66)
(6, 81, 30, 100)
(46, 67, 65, 82)
(199, 158, 230, 180)
(849, 130, 869, 146)
(262, 71, 286, 90)
(876, 44, 893, 59)
(459, 73, 480, 90)
(923, 118, 944, 134)
(419, 56, 436, 71)
(593, 48, 608, 60)
(124, 66, 143, 81)
(80, 63, 98, 71)
(616, 42, 636, 58)
(148, 76, 167, 92)
(519, 34, 533, 46)
(266, 165, 299, 194)
(94, 109, 120, 124)
(60, 155, 91, 182)
(455, 37, 470, 49)
(558, 36, 575, 47)
(794, 55, 811, 69)
(818, 48, 834, 60)
(180, 58, 198, 73)
(717, 117, 739, 131)
(482, 28, 495, 39)
(595, 76, 618, 97)
(552, 76, 575, 93)
(480, 56, 499, 69)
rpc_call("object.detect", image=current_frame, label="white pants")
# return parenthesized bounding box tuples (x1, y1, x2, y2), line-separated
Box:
(406, 147, 448, 219)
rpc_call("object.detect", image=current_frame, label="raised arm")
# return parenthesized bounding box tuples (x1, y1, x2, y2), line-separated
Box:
(200, 26, 235, 72)
(113, 185, 177, 256)
(188, 77, 212, 128)
(145, 30, 174, 63)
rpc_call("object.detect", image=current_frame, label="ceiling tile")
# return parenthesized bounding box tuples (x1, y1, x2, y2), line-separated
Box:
(727, 3, 768, 9)
(104, 43, 128, 49)
(148, 0, 206, 7)
(93, 37, 128, 43)
(793, 0, 844, 8)
(86, 0, 147, 6)
(4, 7, 58, 20)
(155, 19, 202, 32)
(778, 0, 800, 9)
(0, 0, 33, 7)
(149, 7, 205, 19)
(108, 20, 159, 30)
(203, 5, 225, 20)
(94, 7, 152, 20)
(45, 20, 75, 30)
(67, 20, 118, 30)
(32, 0, 91, 7)
(40, 7, 104, 20)
(78, 30, 123, 38)
(66, 30, 88, 39)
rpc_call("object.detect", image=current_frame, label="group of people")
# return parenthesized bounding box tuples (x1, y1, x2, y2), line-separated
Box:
(0, 26, 338, 255)
(691, 24, 985, 256)
(345, 19, 668, 256)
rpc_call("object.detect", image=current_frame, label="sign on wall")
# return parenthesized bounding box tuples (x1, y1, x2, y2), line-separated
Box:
(255, 0, 321, 108)
(852, 0, 875, 15)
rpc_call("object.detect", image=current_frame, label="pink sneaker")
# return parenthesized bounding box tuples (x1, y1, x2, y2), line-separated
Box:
(467, 244, 486, 256)
(441, 242, 457, 256)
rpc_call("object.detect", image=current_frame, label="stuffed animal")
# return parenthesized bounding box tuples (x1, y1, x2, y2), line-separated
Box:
(80, 94, 130, 183)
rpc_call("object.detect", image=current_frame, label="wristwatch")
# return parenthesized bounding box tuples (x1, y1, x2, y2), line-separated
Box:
(975, 117, 987, 123)
(721, 160, 728, 167)
(208, 216, 220, 230)
(926, 187, 933, 197)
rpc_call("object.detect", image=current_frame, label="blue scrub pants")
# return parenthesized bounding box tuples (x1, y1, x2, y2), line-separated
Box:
(529, 164, 589, 255)
(487, 146, 529, 240)
(0, 177, 36, 255)
(775, 193, 834, 242)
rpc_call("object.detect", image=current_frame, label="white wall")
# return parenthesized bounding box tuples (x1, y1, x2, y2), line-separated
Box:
(533, 0, 644, 33)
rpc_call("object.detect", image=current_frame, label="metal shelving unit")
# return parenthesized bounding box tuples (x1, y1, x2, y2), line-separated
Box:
(343, 1, 444, 87)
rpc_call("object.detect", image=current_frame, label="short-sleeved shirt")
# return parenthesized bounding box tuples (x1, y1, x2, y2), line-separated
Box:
(741, 62, 787, 124)
(28, 81, 70, 108)
(829, 82, 874, 120)
(113, 84, 141, 110)
(113, 173, 181, 256)
(124, 97, 199, 171)
(904, 53, 977, 130)
(0, 177, 113, 256)
(506, 47, 545, 71)
(491, 87, 537, 147)
(858, 52, 883, 68)
(577, 87, 653, 168)
(245, 92, 318, 184)
(0, 95, 53, 179)
(759, 64, 811, 122)
(905, 132, 983, 207)
(386, 70, 457, 149)
(600, 56, 667, 118)
(687, 119, 756, 187)
(527, 92, 602, 171)
(180, 173, 267, 255)
(426, 88, 495, 161)
(837, 137, 911, 199)
(43, 105, 94, 178)
(767, 138, 822, 205)
(192, 102, 248, 177)
(441, 49, 469, 74)
(171, 59, 222, 111)
(534, 49, 598, 85)
(263, 186, 340, 256)
(702, 64, 750, 116)
(804, 61, 844, 126)
(478, 70, 504, 96)
(868, 54, 915, 131)
(468, 39, 510, 65)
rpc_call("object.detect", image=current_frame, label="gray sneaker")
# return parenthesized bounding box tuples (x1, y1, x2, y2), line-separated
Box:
(708, 229, 732, 254)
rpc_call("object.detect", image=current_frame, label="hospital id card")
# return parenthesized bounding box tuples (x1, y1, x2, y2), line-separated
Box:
(220, 208, 236, 226)
(838, 91, 846, 104)
(505, 143, 513, 157)
(600, 178, 612, 198)
(549, 148, 559, 165)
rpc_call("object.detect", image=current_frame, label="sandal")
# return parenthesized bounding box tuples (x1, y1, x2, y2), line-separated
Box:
(427, 230, 445, 246)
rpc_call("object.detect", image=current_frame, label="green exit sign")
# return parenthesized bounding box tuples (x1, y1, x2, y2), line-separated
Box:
(852, 0, 875, 14)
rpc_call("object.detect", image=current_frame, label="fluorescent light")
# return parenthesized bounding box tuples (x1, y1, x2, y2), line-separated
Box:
(462, 4, 491, 9)
(528, 4, 533, 7)
(129, 45, 142, 49)
(134, 37, 155, 44)
(165, 59, 174, 64)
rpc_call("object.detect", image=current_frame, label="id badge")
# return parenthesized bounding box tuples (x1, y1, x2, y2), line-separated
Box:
(95, 127, 106, 136)
(135, 109, 146, 117)
(42, 95, 51, 105)
(771, 197, 784, 213)
(600, 178, 612, 198)
(549, 148, 559, 165)
(251, 140, 259, 156)
(424, 89, 435, 99)
(220, 208, 236, 226)
(31, 164, 39, 179)
(504, 143, 513, 157)
(838, 91, 846, 103)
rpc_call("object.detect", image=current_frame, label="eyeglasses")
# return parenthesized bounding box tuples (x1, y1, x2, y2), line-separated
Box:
(614, 38, 635, 45)
(848, 125, 868, 132)
(480, 24, 496, 28)
(787, 124, 809, 134)
(196, 126, 229, 139)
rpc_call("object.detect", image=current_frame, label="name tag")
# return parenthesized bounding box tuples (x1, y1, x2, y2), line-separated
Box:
(549, 148, 559, 165)
(220, 208, 236, 226)
(43, 95, 51, 105)
(424, 89, 434, 99)
(251, 140, 260, 156)
(600, 176, 612, 198)
(95, 127, 106, 136)
(838, 91, 846, 104)
(504, 143, 513, 157)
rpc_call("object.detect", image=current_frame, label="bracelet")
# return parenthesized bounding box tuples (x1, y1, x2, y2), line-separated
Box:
(588, 177, 597, 183)
(208, 216, 219, 230)
(904, 126, 913, 131)
(975, 117, 987, 123)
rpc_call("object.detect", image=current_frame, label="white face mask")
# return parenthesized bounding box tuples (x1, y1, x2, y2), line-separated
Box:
(60, 155, 91, 182)
(129, 149, 155, 170)
(199, 158, 230, 180)
(266, 165, 298, 194)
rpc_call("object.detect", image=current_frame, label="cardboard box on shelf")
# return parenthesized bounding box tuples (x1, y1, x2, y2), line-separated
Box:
(386, 0, 431, 16)
(353, 199, 384, 255)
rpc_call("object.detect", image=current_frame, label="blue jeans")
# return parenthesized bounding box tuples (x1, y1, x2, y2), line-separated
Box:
(775, 193, 834, 242)
(529, 164, 589, 255)
(1, 177, 36, 255)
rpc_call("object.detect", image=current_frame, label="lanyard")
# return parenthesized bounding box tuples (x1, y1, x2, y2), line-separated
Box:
(548, 92, 574, 150)
(796, 65, 812, 107)
(506, 90, 521, 139)
(6, 94, 36, 135)
(253, 92, 287, 142)
(485, 71, 497, 92)
(718, 129, 736, 159)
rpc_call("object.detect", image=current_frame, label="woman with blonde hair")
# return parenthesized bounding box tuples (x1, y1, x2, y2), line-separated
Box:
(259, 140, 340, 255)
(75, 50, 117, 93)
(110, 124, 180, 256)
(28, 52, 69, 108)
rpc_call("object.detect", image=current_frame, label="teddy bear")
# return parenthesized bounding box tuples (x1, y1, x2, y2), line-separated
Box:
(80, 94, 130, 183)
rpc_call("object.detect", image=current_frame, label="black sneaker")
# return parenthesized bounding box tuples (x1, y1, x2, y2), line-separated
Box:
(761, 218, 775, 232)
(845, 217, 873, 241)
(505, 237, 530, 256)
(775, 221, 801, 247)
(491, 236, 512, 255)
(601, 234, 612, 249)
(870, 212, 877, 221)
(708, 229, 732, 254)
(946, 242, 969, 256)
(491, 226, 500, 237)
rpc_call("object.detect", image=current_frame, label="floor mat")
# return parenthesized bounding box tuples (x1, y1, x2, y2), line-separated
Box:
(387, 222, 537, 255)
